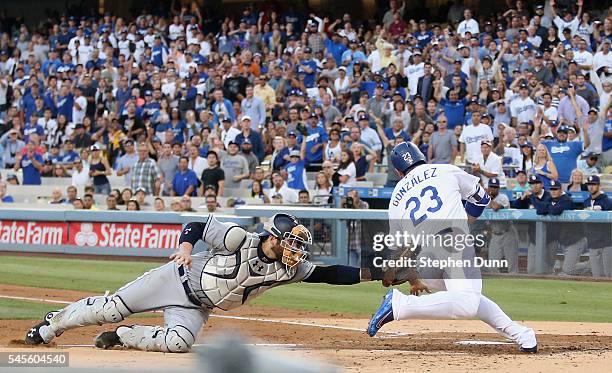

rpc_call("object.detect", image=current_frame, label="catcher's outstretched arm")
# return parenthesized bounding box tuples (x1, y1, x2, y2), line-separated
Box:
(303, 265, 371, 285)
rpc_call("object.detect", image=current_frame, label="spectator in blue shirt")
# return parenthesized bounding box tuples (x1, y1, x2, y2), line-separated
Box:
(172, 156, 199, 197)
(61, 140, 80, 165)
(298, 47, 318, 88)
(15, 142, 43, 185)
(234, 116, 265, 161)
(211, 89, 236, 123)
(304, 112, 328, 168)
(55, 85, 74, 122)
(434, 84, 467, 129)
(23, 114, 45, 143)
(413, 20, 434, 49)
(537, 125, 589, 184)
(324, 33, 348, 66)
(284, 150, 307, 190)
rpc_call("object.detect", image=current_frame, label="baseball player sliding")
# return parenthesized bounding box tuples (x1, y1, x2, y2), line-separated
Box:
(367, 142, 538, 353)
(25, 214, 370, 352)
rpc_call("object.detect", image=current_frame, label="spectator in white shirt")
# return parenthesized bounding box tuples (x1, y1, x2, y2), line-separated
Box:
(457, 9, 480, 37)
(510, 84, 536, 126)
(593, 39, 612, 78)
(473, 140, 506, 188)
(337, 149, 357, 186)
(220, 116, 240, 149)
(459, 111, 494, 164)
(187, 143, 208, 178)
(267, 172, 298, 204)
(70, 158, 90, 189)
(72, 86, 87, 125)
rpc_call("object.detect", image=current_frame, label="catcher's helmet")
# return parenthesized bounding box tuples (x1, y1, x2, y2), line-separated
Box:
(262, 213, 312, 273)
(390, 141, 426, 174)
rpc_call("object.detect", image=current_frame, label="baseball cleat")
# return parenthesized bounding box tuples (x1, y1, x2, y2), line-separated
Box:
(367, 289, 395, 337)
(25, 311, 60, 345)
(519, 345, 538, 354)
(94, 330, 123, 349)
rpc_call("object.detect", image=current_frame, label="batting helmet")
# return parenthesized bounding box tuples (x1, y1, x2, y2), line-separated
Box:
(390, 141, 426, 174)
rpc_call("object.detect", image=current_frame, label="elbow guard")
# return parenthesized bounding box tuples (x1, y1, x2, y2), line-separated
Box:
(179, 222, 206, 246)
(465, 185, 491, 218)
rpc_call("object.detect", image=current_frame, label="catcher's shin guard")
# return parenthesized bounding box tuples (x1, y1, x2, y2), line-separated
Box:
(40, 295, 131, 342)
(116, 325, 194, 353)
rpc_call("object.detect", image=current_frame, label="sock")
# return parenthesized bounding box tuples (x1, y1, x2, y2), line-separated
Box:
(477, 295, 536, 348)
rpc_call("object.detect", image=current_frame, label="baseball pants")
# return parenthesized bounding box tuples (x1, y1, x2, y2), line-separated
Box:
(488, 226, 519, 273)
(589, 247, 612, 277)
(561, 238, 589, 275)
(390, 247, 536, 349)
(40, 261, 208, 352)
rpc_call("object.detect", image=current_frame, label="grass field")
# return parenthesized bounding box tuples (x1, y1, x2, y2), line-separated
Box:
(1, 255, 611, 322)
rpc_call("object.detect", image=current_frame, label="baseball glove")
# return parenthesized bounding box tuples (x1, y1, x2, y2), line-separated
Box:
(381, 246, 419, 287)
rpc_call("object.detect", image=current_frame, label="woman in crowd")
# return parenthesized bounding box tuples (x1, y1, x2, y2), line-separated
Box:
(53, 164, 68, 178)
(531, 144, 558, 190)
(324, 128, 343, 164)
(312, 171, 333, 205)
(351, 142, 376, 181)
(121, 188, 133, 205)
(250, 180, 270, 204)
(334, 66, 351, 96)
(336, 149, 356, 186)
(384, 99, 410, 132)
(126, 199, 140, 211)
(89, 145, 112, 195)
(270, 136, 289, 171)
(519, 143, 534, 172)
(566, 169, 588, 192)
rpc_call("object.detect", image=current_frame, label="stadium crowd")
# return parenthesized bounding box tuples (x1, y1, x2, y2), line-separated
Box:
(0, 0, 609, 214)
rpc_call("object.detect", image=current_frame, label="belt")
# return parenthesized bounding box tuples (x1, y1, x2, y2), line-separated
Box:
(178, 264, 203, 307)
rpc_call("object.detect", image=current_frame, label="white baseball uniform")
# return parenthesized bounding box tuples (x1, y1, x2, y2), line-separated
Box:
(387, 163, 536, 349)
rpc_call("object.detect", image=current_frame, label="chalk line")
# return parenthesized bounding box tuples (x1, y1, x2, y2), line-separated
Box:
(0, 294, 410, 337)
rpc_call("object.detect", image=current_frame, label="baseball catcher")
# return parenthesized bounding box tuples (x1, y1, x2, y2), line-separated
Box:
(25, 213, 370, 352)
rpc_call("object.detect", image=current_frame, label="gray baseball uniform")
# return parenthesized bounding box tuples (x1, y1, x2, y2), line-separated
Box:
(37, 216, 315, 352)
(487, 193, 519, 273)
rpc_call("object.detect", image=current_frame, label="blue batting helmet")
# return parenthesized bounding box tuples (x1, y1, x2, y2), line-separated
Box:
(390, 141, 426, 174)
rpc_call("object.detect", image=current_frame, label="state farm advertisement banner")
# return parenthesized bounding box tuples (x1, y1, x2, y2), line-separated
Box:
(0, 220, 68, 245)
(0, 220, 183, 254)
(67, 222, 182, 250)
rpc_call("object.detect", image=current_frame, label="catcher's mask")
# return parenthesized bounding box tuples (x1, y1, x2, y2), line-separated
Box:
(262, 213, 312, 274)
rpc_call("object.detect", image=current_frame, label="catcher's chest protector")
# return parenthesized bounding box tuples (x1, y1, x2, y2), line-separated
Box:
(198, 234, 293, 310)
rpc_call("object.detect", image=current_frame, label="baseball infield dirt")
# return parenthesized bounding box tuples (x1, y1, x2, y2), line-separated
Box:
(1, 284, 611, 372)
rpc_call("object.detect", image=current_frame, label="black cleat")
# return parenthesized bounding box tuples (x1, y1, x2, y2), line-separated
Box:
(94, 331, 123, 349)
(25, 311, 59, 345)
(519, 345, 538, 354)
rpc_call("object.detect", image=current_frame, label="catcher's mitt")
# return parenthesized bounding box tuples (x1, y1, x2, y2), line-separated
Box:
(381, 246, 419, 287)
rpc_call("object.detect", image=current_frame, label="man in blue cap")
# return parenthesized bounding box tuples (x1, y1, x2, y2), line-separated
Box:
(583, 175, 612, 277)
(513, 174, 550, 209)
